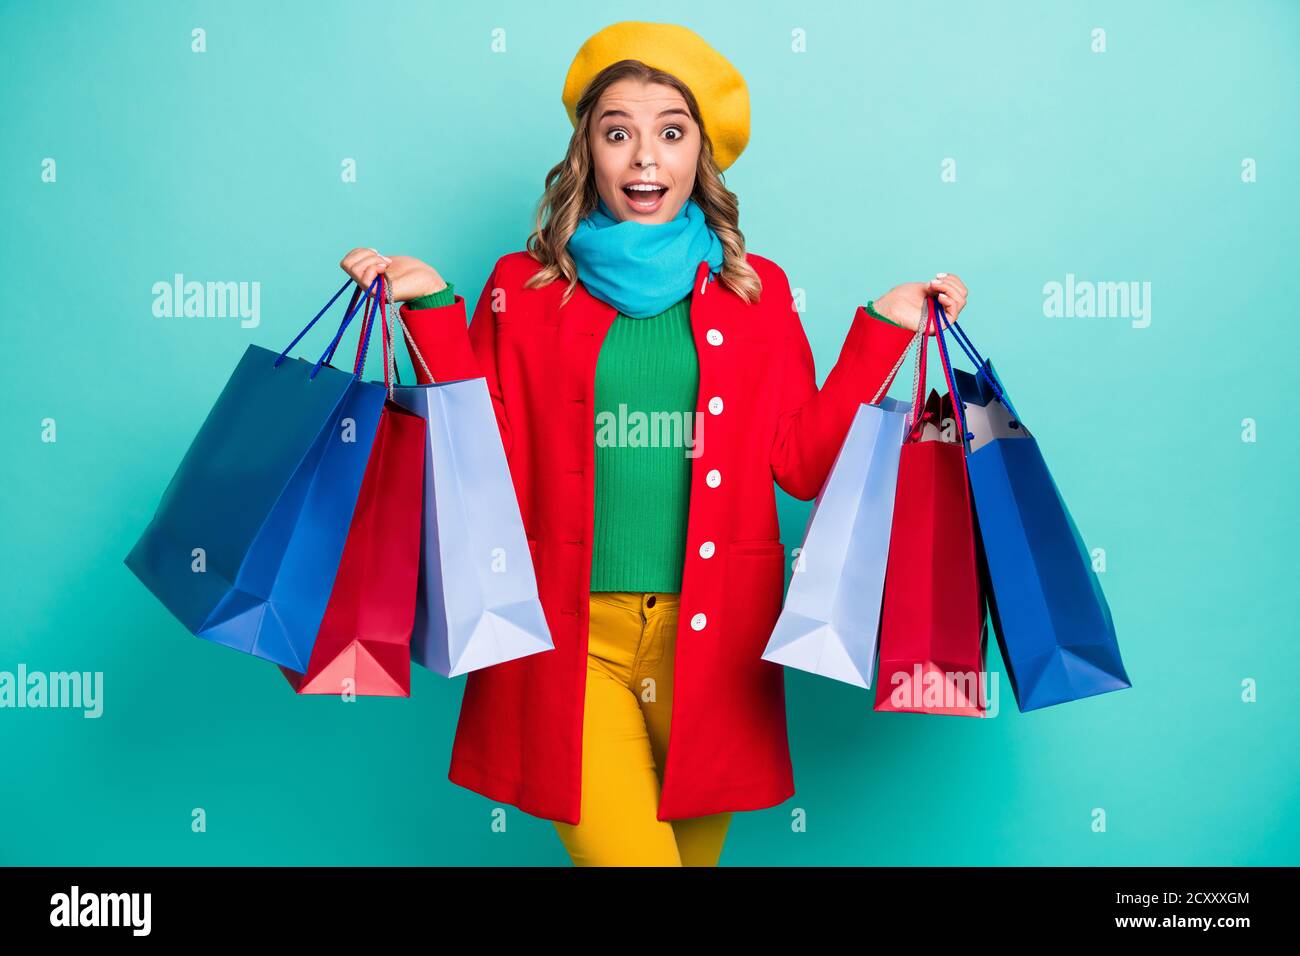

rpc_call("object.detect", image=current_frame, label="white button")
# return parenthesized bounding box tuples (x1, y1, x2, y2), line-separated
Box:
(705, 469, 721, 488)
(699, 541, 715, 559)
(707, 396, 723, 415)
(706, 329, 723, 346)
(690, 613, 707, 631)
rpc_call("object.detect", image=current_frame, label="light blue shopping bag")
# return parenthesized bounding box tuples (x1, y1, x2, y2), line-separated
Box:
(389, 317, 552, 678)
(763, 396, 912, 687)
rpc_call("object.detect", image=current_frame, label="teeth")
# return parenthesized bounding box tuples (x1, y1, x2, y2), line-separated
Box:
(626, 184, 664, 191)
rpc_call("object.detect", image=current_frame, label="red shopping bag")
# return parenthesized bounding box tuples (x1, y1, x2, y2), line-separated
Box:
(874, 297, 988, 716)
(281, 281, 426, 696)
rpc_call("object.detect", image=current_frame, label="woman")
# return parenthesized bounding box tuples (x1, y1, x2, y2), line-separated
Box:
(339, 22, 968, 866)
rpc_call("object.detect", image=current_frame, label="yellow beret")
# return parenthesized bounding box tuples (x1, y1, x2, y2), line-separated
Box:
(561, 21, 750, 171)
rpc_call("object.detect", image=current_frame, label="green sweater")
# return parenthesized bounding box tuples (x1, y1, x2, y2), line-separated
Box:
(589, 296, 697, 591)
(404, 277, 903, 593)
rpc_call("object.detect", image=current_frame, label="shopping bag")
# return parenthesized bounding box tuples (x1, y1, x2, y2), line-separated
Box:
(125, 278, 389, 671)
(942, 307, 1131, 711)
(875, 297, 989, 716)
(389, 313, 553, 678)
(283, 280, 427, 695)
(763, 385, 912, 686)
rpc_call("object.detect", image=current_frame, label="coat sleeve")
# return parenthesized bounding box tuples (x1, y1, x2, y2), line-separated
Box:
(769, 268, 918, 500)
(398, 261, 513, 456)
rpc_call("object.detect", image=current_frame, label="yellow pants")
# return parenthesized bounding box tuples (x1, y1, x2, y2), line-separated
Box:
(552, 591, 733, 866)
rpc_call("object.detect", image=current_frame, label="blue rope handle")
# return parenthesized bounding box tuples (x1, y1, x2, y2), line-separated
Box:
(351, 276, 388, 379)
(320, 278, 388, 376)
(352, 275, 398, 384)
(352, 275, 384, 378)
(273, 278, 363, 368)
(930, 299, 972, 443)
(319, 287, 363, 370)
(943, 317, 1022, 423)
(310, 275, 383, 380)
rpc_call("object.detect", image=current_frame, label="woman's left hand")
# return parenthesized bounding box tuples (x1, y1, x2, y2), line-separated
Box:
(872, 273, 969, 333)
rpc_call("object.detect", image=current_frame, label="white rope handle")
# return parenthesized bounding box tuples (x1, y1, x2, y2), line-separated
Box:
(904, 298, 930, 429)
(383, 289, 397, 399)
(869, 298, 929, 409)
(386, 302, 435, 384)
(400, 319, 434, 384)
(372, 277, 436, 393)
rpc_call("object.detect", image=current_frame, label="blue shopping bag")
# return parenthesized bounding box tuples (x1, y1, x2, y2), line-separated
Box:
(388, 313, 552, 678)
(763, 328, 922, 686)
(125, 278, 391, 671)
(937, 303, 1132, 711)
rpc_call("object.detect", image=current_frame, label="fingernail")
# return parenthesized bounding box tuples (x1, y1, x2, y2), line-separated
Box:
(936, 272, 947, 278)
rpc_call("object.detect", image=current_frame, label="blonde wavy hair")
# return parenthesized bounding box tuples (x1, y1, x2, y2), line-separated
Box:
(523, 59, 762, 306)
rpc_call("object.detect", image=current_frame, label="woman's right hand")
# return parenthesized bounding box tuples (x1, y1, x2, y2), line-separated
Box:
(339, 248, 447, 303)
(872, 274, 968, 333)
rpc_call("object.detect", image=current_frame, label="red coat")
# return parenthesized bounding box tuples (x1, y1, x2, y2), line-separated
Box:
(400, 250, 916, 824)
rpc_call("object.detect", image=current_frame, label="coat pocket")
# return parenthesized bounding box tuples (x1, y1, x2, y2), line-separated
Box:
(722, 540, 787, 655)
(729, 538, 787, 559)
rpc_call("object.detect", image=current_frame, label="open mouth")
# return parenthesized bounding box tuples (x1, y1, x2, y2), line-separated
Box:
(622, 183, 668, 211)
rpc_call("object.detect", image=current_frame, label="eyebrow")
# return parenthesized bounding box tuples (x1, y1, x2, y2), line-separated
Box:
(597, 107, 691, 122)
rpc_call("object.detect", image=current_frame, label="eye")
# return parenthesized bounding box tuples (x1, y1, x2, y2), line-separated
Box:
(663, 126, 684, 141)
(606, 128, 629, 142)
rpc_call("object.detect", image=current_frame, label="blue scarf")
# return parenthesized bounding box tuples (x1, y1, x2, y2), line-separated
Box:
(566, 196, 725, 318)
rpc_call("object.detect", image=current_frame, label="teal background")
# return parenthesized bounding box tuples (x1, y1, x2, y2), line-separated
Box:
(2, 0, 1297, 866)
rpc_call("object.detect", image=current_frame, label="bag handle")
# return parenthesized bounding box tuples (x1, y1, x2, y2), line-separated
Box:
(273, 279, 367, 369)
(309, 274, 385, 381)
(349, 281, 389, 380)
(904, 299, 935, 440)
(373, 277, 435, 386)
(869, 303, 928, 406)
(309, 276, 394, 387)
(354, 278, 397, 390)
(360, 275, 436, 397)
(931, 298, 972, 446)
(942, 319, 1021, 425)
(903, 297, 971, 446)
(380, 283, 398, 392)
(371, 276, 397, 395)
